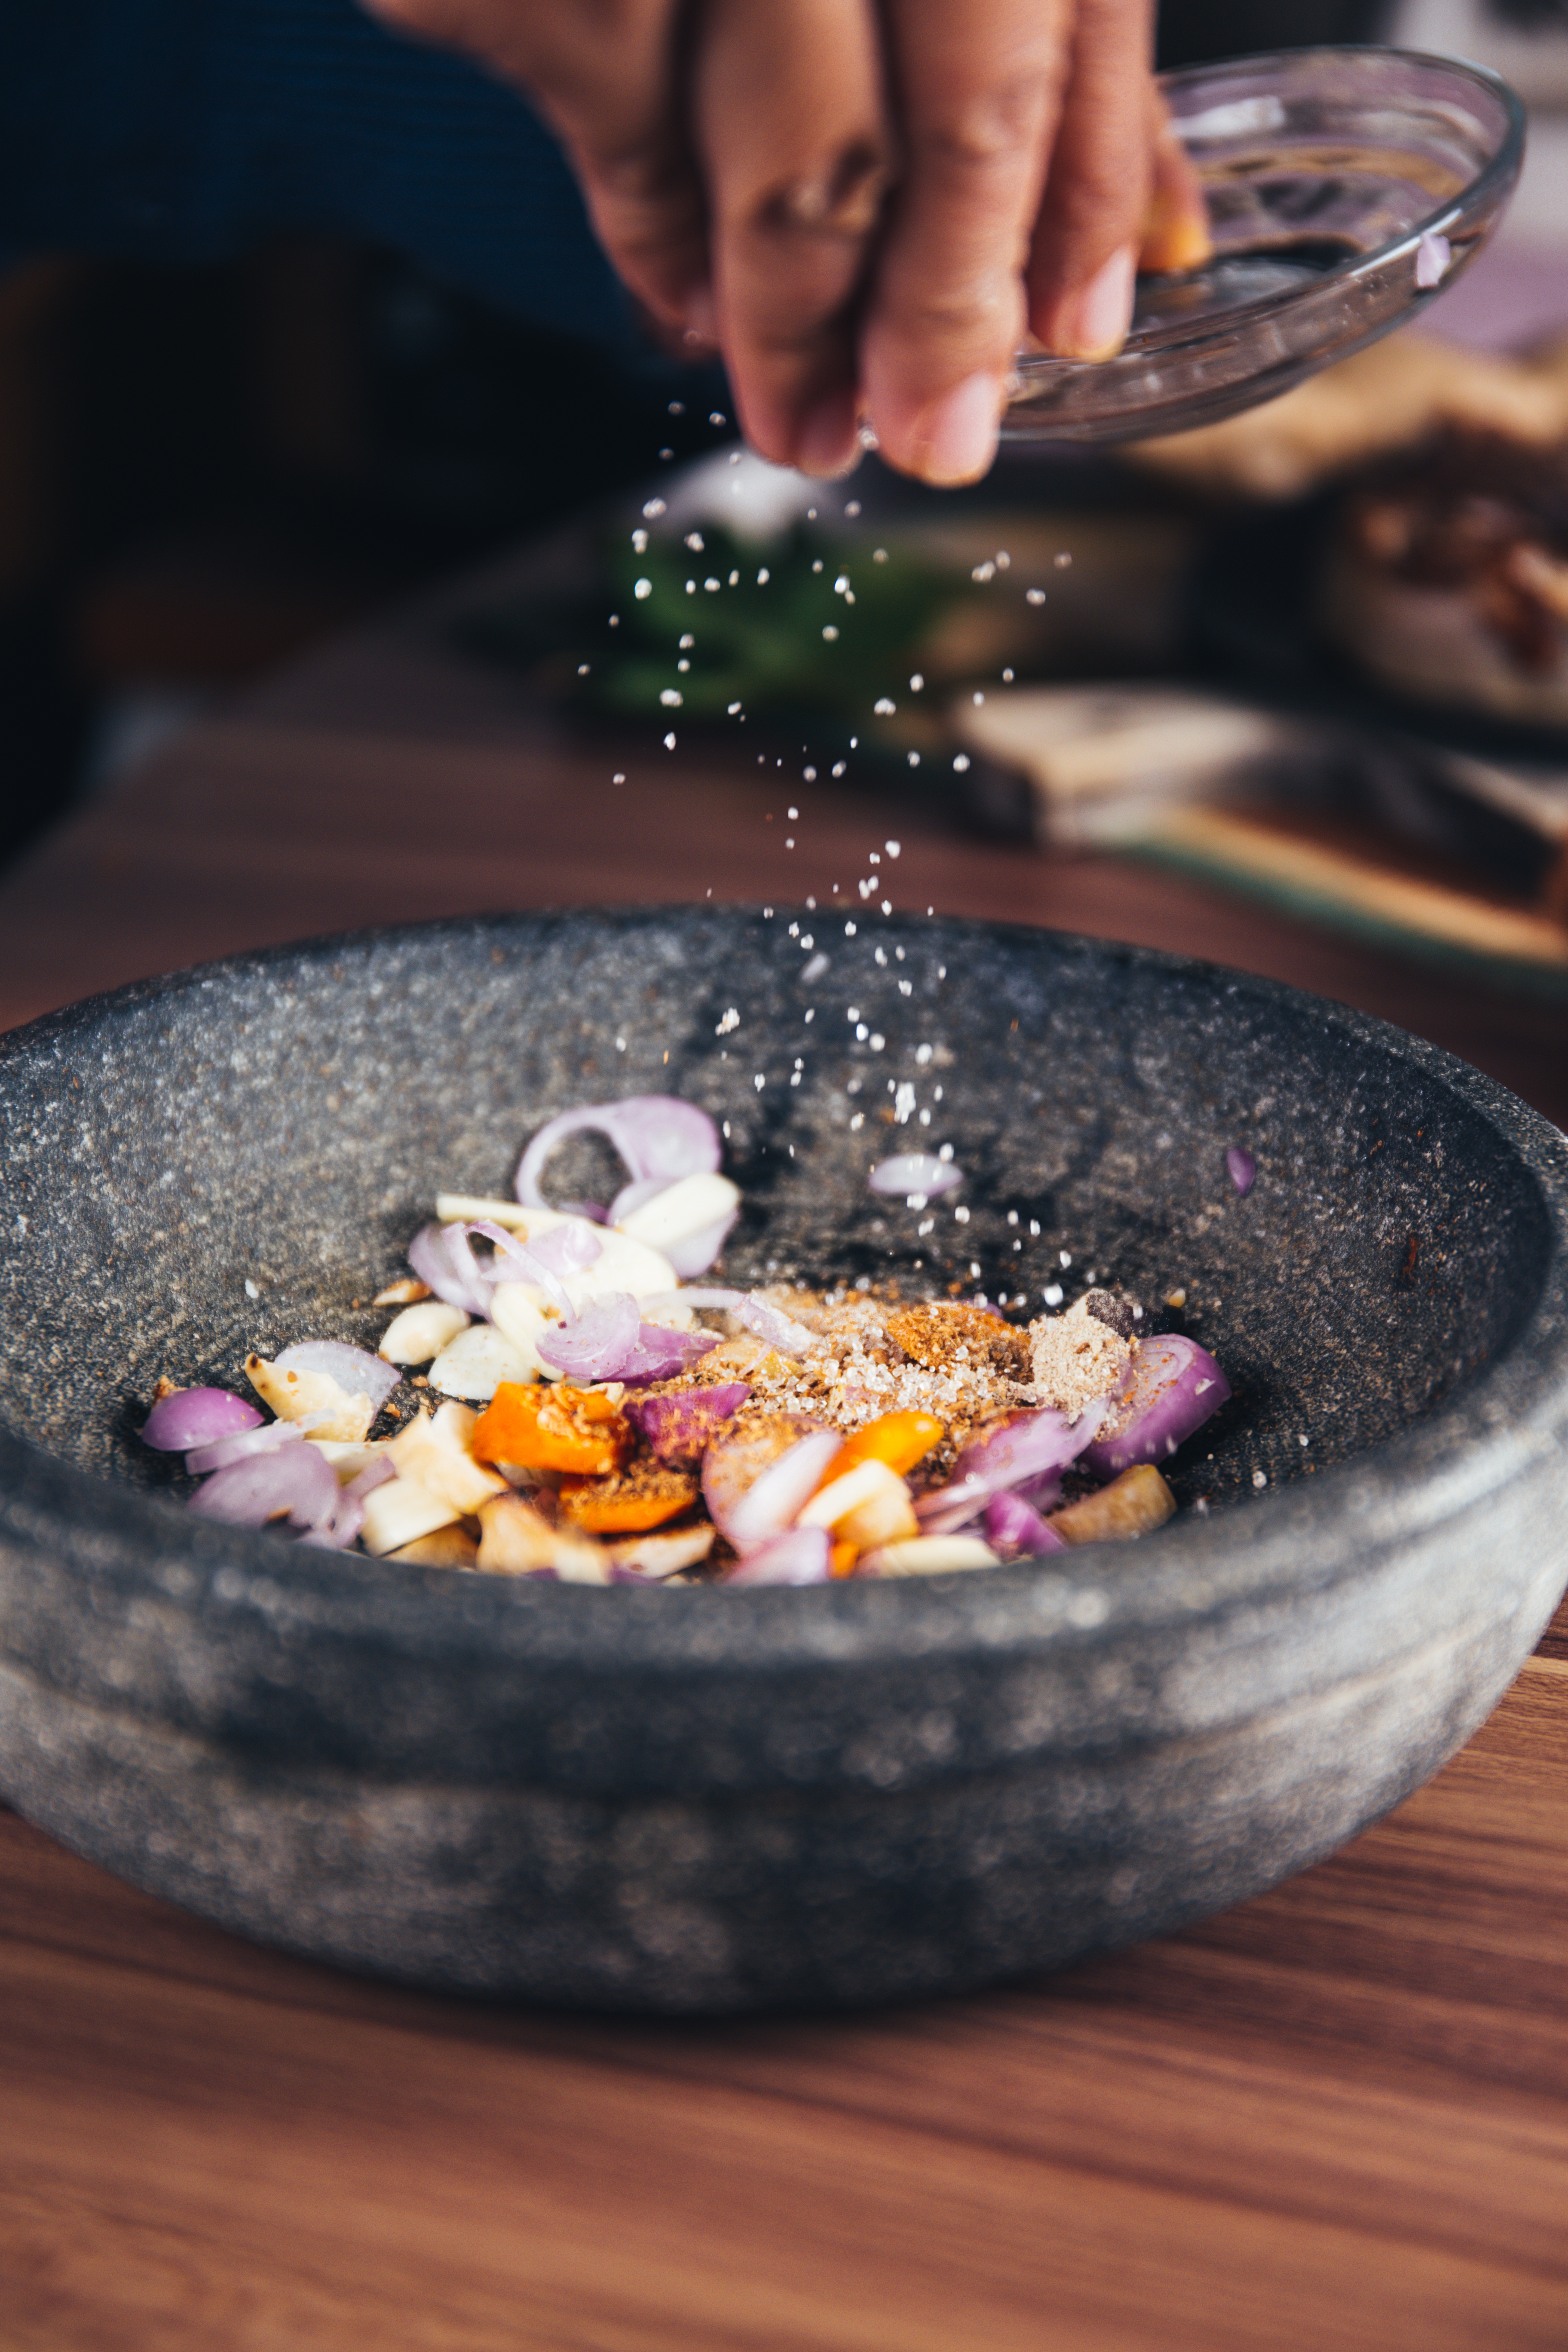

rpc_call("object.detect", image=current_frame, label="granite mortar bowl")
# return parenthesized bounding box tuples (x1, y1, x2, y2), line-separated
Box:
(1, 908, 1566, 2014)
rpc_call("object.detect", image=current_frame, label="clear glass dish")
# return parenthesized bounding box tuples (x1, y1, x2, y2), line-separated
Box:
(1002, 46, 1524, 447)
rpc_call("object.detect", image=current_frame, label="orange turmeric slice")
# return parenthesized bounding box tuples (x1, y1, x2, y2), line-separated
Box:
(470, 1381, 626, 1476)
(833, 1411, 943, 1480)
(556, 1472, 698, 1533)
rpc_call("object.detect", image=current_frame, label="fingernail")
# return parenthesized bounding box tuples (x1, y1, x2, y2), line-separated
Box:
(910, 371, 1003, 487)
(794, 387, 861, 479)
(1060, 244, 1136, 361)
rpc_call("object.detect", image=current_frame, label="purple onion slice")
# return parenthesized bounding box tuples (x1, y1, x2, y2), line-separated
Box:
(273, 1341, 399, 1413)
(1227, 1146, 1256, 1197)
(536, 1290, 640, 1378)
(704, 1424, 842, 1552)
(916, 1404, 1104, 1535)
(647, 1286, 818, 1358)
(142, 1386, 263, 1453)
(867, 1152, 964, 1200)
(723, 1526, 833, 1587)
(408, 1222, 494, 1317)
(616, 1324, 721, 1383)
(516, 1096, 721, 1209)
(185, 1418, 305, 1476)
(188, 1442, 340, 1533)
(983, 1491, 1067, 1557)
(1081, 1334, 1231, 1478)
(300, 1457, 394, 1550)
(624, 1382, 752, 1464)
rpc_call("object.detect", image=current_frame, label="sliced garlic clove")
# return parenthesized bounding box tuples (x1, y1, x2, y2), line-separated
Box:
(616, 1172, 740, 1255)
(858, 1535, 1000, 1577)
(310, 1438, 387, 1483)
(388, 1524, 479, 1569)
(360, 1477, 462, 1556)
(245, 1354, 372, 1444)
(387, 1400, 508, 1516)
(604, 1525, 716, 1577)
(476, 1493, 606, 1580)
(373, 1277, 433, 1307)
(380, 1300, 469, 1365)
(426, 1320, 535, 1400)
(433, 1195, 570, 1233)
(487, 1286, 553, 1375)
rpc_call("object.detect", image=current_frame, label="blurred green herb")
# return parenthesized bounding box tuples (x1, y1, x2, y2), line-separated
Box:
(462, 523, 964, 723)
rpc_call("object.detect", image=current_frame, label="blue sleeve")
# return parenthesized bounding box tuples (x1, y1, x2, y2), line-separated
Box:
(0, 0, 643, 353)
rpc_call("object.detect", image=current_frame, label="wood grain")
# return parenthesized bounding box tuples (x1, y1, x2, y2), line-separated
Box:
(2, 605, 1567, 2349)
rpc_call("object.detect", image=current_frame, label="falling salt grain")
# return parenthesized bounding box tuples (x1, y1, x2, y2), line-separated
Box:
(664, 731, 677, 749)
(1026, 587, 1046, 605)
(661, 689, 683, 707)
(1043, 1282, 1063, 1305)
(634, 578, 652, 600)
(953, 753, 971, 772)
(612, 771, 625, 784)
(1253, 1469, 1268, 1488)
(244, 1278, 260, 1299)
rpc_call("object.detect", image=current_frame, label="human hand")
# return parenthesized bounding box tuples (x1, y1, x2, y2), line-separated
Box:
(363, 0, 1208, 485)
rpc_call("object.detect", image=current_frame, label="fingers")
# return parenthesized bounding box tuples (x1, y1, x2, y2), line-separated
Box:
(856, 0, 1072, 485)
(695, 0, 890, 474)
(367, 0, 709, 334)
(1137, 87, 1213, 275)
(1026, 0, 1159, 358)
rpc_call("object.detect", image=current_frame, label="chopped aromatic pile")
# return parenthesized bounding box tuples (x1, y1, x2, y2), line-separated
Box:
(140, 1096, 1231, 1584)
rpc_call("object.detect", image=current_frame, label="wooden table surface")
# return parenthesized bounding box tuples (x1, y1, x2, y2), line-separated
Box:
(3, 570, 1568, 2351)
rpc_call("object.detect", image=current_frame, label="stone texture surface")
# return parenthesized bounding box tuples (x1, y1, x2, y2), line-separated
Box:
(0, 909, 1565, 2009)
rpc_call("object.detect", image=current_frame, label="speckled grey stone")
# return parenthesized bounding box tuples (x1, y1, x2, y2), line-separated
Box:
(0, 908, 1565, 2011)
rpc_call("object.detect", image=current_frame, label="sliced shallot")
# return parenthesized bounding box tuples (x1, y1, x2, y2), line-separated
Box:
(868, 1152, 964, 1200)
(723, 1526, 833, 1586)
(142, 1386, 262, 1452)
(536, 1291, 640, 1378)
(1080, 1334, 1230, 1478)
(185, 1416, 315, 1475)
(188, 1442, 339, 1533)
(983, 1490, 1066, 1556)
(516, 1096, 721, 1209)
(916, 1404, 1102, 1535)
(407, 1222, 493, 1317)
(704, 1423, 842, 1552)
(647, 1286, 819, 1358)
